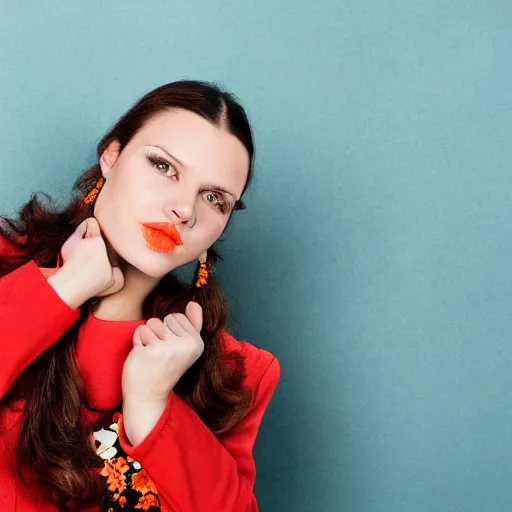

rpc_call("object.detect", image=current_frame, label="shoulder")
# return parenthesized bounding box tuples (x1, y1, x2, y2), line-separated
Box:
(219, 330, 280, 392)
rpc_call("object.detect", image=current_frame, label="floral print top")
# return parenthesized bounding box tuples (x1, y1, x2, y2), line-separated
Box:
(95, 412, 161, 511)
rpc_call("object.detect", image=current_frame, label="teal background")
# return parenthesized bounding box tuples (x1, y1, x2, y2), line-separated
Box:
(1, 1, 512, 510)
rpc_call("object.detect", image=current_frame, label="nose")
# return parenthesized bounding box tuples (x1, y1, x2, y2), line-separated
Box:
(165, 201, 196, 226)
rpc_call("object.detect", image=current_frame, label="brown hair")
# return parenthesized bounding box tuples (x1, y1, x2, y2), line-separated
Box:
(0, 80, 254, 509)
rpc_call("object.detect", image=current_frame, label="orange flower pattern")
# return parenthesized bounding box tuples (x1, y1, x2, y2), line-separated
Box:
(98, 416, 161, 512)
(132, 469, 159, 495)
(100, 460, 127, 493)
(136, 494, 159, 510)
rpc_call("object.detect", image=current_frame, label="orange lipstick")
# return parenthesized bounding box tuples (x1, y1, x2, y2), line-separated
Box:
(141, 222, 183, 253)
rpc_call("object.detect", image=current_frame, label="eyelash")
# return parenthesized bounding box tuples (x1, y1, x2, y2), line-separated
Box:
(147, 153, 177, 178)
(145, 153, 231, 214)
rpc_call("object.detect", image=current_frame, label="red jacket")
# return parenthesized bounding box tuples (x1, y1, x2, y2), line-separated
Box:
(0, 251, 280, 511)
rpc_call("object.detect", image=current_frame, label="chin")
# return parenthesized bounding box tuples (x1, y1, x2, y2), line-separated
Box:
(118, 246, 184, 279)
(107, 230, 189, 278)
(126, 255, 172, 278)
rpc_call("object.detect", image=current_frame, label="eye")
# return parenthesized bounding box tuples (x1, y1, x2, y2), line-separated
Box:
(205, 192, 219, 205)
(146, 154, 178, 179)
(204, 192, 230, 213)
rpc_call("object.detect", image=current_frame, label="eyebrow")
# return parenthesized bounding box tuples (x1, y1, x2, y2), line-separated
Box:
(154, 145, 186, 168)
(152, 144, 241, 201)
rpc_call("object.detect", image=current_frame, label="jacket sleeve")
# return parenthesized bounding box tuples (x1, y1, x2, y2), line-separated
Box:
(0, 260, 80, 399)
(118, 354, 280, 512)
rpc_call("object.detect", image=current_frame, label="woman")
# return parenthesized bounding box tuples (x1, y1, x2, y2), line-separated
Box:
(0, 80, 280, 511)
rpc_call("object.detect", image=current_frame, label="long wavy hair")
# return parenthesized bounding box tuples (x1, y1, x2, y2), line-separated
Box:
(0, 80, 254, 509)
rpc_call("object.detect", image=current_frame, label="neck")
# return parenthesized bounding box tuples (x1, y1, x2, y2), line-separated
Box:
(92, 263, 161, 321)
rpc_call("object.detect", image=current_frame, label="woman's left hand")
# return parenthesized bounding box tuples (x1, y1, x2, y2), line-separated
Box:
(122, 301, 204, 403)
(121, 301, 204, 445)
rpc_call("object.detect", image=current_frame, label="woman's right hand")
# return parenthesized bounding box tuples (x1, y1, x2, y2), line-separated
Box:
(47, 217, 124, 309)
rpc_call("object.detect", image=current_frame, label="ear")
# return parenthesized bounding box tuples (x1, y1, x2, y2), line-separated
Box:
(99, 140, 121, 178)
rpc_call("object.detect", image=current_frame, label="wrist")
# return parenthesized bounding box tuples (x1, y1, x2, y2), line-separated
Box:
(122, 395, 169, 447)
(47, 266, 92, 309)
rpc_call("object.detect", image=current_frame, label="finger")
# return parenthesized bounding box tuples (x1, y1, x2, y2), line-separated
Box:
(133, 326, 144, 347)
(164, 313, 188, 337)
(83, 217, 101, 238)
(145, 318, 168, 340)
(185, 301, 203, 333)
(96, 267, 124, 297)
(105, 239, 121, 267)
(173, 311, 198, 336)
(75, 219, 90, 238)
(111, 267, 124, 292)
(135, 325, 160, 346)
(63, 218, 89, 249)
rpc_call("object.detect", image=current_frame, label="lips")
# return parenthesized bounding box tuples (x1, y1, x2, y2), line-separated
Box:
(141, 222, 183, 253)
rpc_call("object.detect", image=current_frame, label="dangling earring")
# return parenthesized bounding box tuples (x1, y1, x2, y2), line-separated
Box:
(195, 251, 209, 288)
(84, 177, 105, 205)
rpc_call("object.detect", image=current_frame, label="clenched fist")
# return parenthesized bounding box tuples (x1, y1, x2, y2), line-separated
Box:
(46, 217, 124, 308)
(121, 301, 204, 446)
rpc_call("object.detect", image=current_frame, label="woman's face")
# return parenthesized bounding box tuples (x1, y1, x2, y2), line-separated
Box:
(94, 108, 250, 278)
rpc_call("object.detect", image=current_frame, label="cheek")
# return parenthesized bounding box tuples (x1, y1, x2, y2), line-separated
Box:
(196, 215, 228, 246)
(99, 173, 153, 217)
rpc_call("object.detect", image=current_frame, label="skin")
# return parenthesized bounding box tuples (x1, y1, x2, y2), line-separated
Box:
(47, 108, 250, 445)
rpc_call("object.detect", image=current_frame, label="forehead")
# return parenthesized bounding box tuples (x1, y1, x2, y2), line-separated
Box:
(130, 108, 249, 194)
